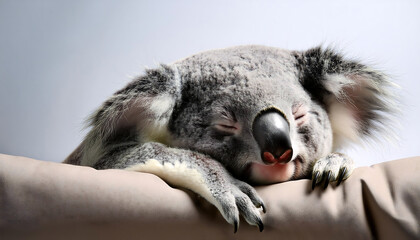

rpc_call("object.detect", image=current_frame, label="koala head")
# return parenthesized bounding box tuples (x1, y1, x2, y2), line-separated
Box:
(165, 45, 396, 184)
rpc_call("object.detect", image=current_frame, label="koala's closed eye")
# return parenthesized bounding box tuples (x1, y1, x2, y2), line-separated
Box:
(211, 107, 240, 136)
(293, 104, 309, 127)
(213, 122, 238, 134)
(212, 119, 241, 137)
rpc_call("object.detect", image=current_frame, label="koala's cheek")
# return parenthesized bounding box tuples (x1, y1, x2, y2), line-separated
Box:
(248, 162, 295, 184)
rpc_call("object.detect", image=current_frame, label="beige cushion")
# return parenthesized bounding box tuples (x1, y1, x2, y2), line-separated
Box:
(1, 154, 419, 239)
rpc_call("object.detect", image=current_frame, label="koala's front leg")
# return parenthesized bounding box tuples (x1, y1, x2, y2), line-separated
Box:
(311, 153, 355, 189)
(107, 142, 265, 233)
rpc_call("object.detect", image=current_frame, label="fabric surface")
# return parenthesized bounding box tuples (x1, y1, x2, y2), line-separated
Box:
(0, 154, 419, 240)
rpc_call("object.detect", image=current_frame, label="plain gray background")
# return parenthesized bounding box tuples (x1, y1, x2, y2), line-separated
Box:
(1, 0, 419, 166)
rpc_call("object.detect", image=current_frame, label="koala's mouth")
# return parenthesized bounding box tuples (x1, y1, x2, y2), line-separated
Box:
(246, 158, 297, 185)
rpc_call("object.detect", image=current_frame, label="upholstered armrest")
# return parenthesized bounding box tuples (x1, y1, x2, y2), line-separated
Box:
(1, 154, 419, 239)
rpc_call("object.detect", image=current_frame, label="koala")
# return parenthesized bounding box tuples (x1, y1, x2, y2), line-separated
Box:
(64, 45, 396, 232)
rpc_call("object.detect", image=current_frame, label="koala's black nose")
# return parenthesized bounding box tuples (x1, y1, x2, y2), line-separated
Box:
(252, 109, 293, 164)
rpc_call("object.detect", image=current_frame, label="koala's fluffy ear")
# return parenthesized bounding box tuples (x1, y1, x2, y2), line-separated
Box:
(65, 65, 181, 166)
(294, 47, 398, 149)
(87, 65, 181, 140)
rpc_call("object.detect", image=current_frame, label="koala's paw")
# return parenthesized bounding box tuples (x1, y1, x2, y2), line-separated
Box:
(311, 153, 354, 190)
(214, 177, 265, 233)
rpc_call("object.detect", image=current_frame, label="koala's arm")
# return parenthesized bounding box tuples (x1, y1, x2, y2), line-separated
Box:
(64, 65, 264, 232)
(103, 142, 265, 232)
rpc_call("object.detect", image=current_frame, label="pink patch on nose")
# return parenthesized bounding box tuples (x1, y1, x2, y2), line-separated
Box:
(279, 149, 293, 163)
(263, 152, 276, 164)
(263, 149, 293, 164)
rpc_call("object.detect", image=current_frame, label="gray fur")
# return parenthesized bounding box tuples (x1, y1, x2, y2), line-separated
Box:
(64, 45, 397, 231)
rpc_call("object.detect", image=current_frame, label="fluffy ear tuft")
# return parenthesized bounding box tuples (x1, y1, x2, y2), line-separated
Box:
(294, 47, 399, 149)
(70, 65, 181, 166)
(85, 65, 180, 139)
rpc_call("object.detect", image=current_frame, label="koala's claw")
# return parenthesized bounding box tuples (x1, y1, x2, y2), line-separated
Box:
(232, 217, 263, 233)
(233, 219, 238, 233)
(336, 167, 348, 186)
(311, 171, 321, 190)
(311, 153, 354, 190)
(252, 199, 266, 214)
(260, 202, 266, 213)
(257, 219, 264, 232)
(323, 171, 332, 189)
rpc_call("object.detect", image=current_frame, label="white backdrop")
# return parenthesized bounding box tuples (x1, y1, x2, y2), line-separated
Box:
(1, 0, 419, 166)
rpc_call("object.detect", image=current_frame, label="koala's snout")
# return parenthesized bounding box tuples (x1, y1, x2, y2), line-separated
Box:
(252, 109, 293, 164)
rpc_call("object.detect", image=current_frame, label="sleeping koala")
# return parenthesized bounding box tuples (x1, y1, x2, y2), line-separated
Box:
(64, 45, 396, 232)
